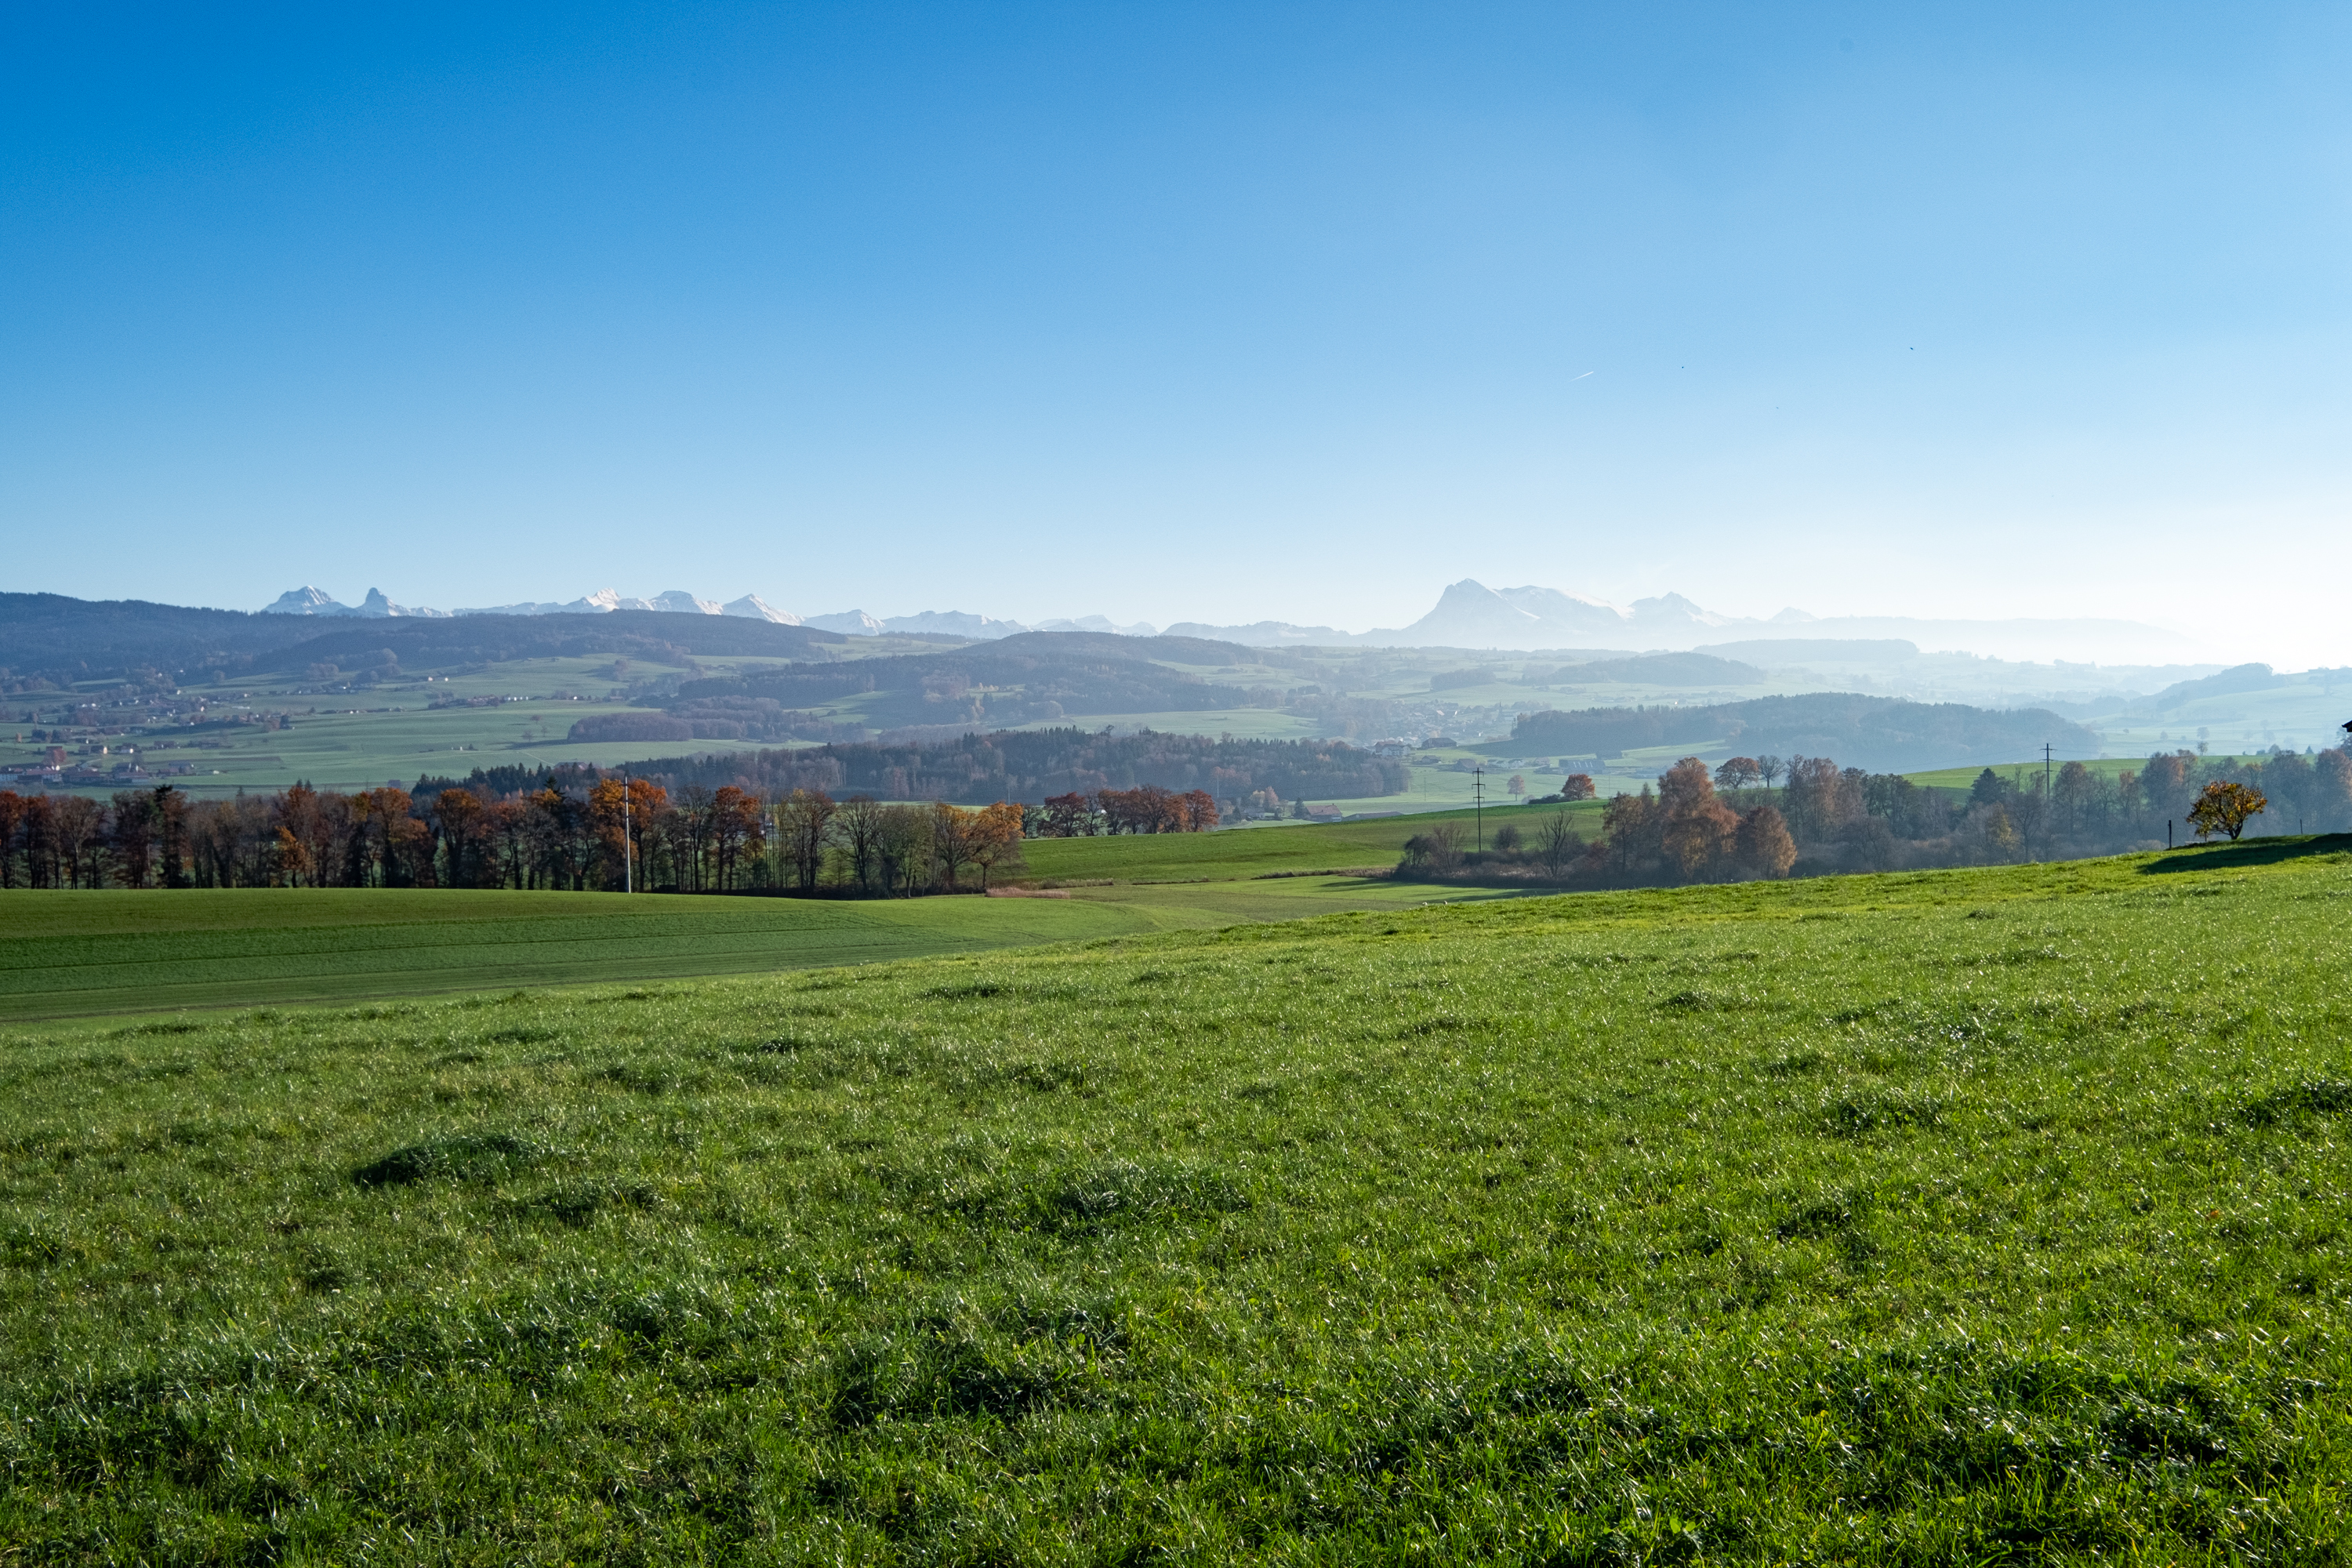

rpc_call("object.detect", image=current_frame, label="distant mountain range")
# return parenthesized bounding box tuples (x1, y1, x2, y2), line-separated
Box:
(260, 586, 1153, 639)
(256, 579, 2198, 663)
(1167, 580, 2201, 663)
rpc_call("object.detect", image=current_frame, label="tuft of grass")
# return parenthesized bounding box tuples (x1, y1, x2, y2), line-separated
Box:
(350, 1131, 543, 1187)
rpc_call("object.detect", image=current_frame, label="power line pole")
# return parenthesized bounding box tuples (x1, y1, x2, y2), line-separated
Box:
(1472, 767, 1485, 852)
(2043, 742, 2054, 800)
(621, 771, 633, 895)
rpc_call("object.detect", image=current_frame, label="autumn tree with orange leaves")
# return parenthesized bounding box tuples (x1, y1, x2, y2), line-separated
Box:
(2187, 780, 2267, 841)
(970, 800, 1028, 889)
(587, 777, 666, 889)
(1657, 757, 1739, 880)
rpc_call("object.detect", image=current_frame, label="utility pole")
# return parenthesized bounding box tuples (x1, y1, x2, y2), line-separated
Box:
(2043, 742, 2054, 800)
(621, 771, 633, 895)
(1472, 767, 1485, 852)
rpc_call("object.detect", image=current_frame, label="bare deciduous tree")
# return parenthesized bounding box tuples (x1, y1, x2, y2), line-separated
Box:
(775, 789, 838, 892)
(1537, 808, 1582, 878)
(931, 801, 980, 891)
(836, 794, 887, 892)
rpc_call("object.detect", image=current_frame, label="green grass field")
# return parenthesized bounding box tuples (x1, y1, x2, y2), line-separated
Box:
(1906, 754, 2270, 793)
(1020, 800, 1604, 884)
(0, 808, 1599, 1025)
(0, 891, 1160, 1023)
(0, 856, 1536, 1024)
(3, 695, 812, 799)
(4, 838, 2350, 1559)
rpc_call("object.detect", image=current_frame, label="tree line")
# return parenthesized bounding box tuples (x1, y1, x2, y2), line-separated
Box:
(1399, 746, 2352, 890)
(1402, 759, 1798, 887)
(0, 775, 1227, 894)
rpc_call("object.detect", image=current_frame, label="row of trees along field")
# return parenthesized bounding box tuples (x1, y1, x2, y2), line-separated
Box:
(1400, 746, 2352, 889)
(0, 779, 1220, 894)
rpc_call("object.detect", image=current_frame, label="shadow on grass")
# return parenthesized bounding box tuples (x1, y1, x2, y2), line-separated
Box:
(2139, 833, 2352, 875)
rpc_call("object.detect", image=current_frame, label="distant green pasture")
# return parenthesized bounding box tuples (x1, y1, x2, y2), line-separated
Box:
(5, 694, 815, 797)
(1904, 753, 2270, 793)
(2092, 678, 2352, 756)
(1007, 710, 1325, 741)
(1020, 800, 1602, 884)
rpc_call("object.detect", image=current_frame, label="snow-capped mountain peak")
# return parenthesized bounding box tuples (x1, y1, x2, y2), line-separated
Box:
(722, 593, 800, 624)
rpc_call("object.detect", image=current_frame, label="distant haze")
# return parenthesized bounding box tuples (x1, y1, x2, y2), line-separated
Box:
(4, 5, 2347, 667)
(255, 577, 2211, 666)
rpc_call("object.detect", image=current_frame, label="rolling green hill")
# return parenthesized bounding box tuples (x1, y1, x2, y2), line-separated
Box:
(3, 839, 2349, 1557)
(0, 592, 843, 688)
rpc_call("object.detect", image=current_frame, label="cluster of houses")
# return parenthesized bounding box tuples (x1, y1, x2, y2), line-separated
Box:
(0, 743, 200, 789)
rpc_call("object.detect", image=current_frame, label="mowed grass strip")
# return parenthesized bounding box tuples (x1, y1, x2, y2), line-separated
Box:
(2, 840, 2350, 1559)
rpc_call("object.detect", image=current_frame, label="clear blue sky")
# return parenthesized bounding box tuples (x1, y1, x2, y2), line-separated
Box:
(5, 3, 2347, 661)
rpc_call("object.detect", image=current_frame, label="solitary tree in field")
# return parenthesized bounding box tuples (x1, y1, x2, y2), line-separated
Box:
(2187, 780, 2267, 841)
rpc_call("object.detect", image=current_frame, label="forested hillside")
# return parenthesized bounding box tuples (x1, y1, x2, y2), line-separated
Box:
(479, 728, 1399, 810)
(0, 593, 325, 686)
(659, 631, 1294, 733)
(1513, 691, 2097, 773)
(0, 592, 839, 688)
(242, 610, 838, 673)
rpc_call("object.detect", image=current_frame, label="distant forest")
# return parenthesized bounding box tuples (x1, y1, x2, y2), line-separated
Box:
(1529, 652, 1766, 687)
(645, 631, 1301, 734)
(0, 592, 842, 689)
(1512, 691, 2099, 775)
(469, 729, 1402, 811)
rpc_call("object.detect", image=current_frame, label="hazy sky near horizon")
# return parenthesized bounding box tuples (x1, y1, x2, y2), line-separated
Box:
(5, 3, 2348, 662)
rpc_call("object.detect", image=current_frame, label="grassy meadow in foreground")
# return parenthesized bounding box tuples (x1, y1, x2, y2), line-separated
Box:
(3, 839, 2350, 1560)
